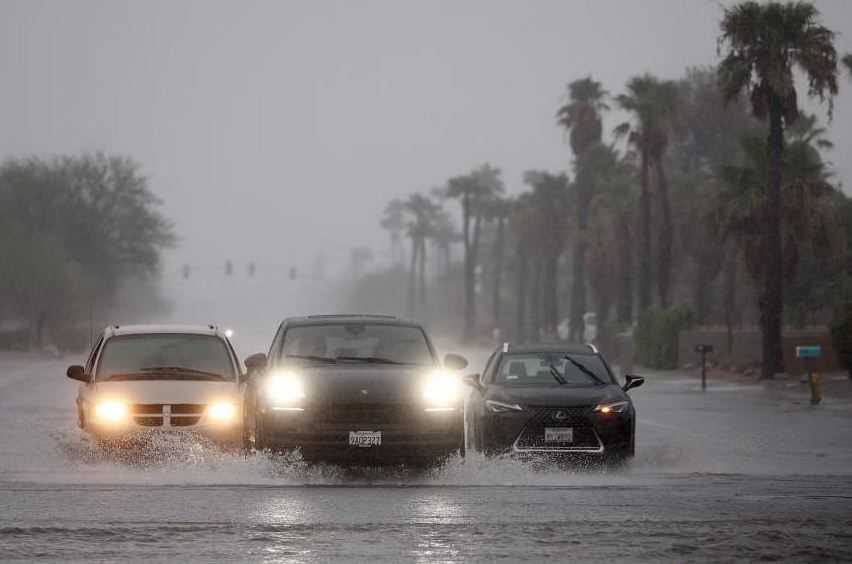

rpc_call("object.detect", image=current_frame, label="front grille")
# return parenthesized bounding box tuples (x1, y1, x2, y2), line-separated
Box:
(130, 403, 207, 428)
(131, 404, 163, 414)
(136, 416, 163, 427)
(313, 403, 409, 425)
(171, 404, 205, 414)
(515, 407, 600, 450)
(170, 416, 201, 427)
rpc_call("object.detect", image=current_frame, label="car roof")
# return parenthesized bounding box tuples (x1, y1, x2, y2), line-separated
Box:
(499, 343, 599, 356)
(280, 314, 423, 328)
(103, 324, 227, 339)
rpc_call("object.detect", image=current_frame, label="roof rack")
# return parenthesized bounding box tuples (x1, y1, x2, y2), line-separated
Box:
(305, 314, 398, 319)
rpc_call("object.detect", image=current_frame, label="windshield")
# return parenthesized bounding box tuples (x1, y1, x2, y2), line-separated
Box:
(495, 353, 613, 387)
(97, 334, 235, 381)
(280, 323, 434, 366)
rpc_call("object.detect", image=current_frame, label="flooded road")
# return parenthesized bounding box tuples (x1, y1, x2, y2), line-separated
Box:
(2, 354, 852, 562)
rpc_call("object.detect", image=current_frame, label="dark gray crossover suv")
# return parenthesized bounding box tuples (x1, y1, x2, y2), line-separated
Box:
(464, 343, 644, 465)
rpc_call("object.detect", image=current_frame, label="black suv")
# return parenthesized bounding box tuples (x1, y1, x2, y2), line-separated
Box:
(242, 315, 468, 466)
(464, 343, 644, 465)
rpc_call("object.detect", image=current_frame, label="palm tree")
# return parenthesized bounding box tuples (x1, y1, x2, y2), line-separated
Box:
(380, 199, 406, 266)
(403, 193, 440, 316)
(718, 129, 843, 346)
(445, 163, 504, 340)
(718, 0, 839, 378)
(616, 74, 679, 310)
(557, 76, 609, 342)
(522, 171, 570, 336)
(586, 146, 637, 335)
(509, 193, 537, 342)
(484, 196, 513, 334)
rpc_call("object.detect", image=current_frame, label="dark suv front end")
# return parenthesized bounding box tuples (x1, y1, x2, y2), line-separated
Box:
(244, 316, 467, 466)
(467, 344, 643, 465)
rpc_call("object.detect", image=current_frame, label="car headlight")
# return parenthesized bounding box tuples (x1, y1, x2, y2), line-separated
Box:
(94, 399, 128, 423)
(208, 401, 237, 421)
(264, 370, 305, 405)
(422, 371, 461, 410)
(593, 400, 629, 415)
(485, 399, 523, 413)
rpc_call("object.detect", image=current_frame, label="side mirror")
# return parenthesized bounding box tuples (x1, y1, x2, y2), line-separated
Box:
(66, 365, 91, 383)
(245, 353, 267, 373)
(444, 353, 468, 370)
(463, 373, 482, 390)
(623, 374, 645, 393)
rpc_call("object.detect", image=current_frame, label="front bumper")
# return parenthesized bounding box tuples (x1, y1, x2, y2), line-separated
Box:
(259, 404, 464, 464)
(85, 403, 242, 446)
(481, 406, 633, 458)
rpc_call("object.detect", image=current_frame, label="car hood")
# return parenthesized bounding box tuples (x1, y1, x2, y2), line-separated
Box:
(489, 384, 625, 408)
(273, 364, 438, 404)
(93, 380, 239, 404)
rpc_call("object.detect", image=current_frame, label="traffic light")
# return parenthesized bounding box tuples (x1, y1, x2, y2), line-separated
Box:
(182, 264, 191, 279)
(225, 260, 233, 276)
(289, 266, 297, 280)
(248, 262, 256, 278)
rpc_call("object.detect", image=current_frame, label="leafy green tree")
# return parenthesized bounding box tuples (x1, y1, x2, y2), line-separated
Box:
(557, 76, 609, 341)
(718, 0, 839, 377)
(0, 154, 173, 348)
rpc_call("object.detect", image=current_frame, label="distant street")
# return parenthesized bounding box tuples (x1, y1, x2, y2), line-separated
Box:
(1, 353, 851, 562)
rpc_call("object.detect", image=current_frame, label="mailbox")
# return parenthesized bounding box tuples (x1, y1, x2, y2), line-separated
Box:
(796, 345, 822, 359)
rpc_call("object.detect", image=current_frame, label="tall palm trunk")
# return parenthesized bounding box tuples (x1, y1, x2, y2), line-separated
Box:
(638, 149, 652, 312)
(418, 237, 427, 312)
(530, 257, 542, 340)
(616, 214, 634, 324)
(462, 195, 475, 341)
(724, 243, 738, 356)
(762, 98, 785, 379)
(407, 236, 418, 317)
(655, 158, 673, 308)
(492, 216, 505, 331)
(569, 192, 588, 342)
(543, 253, 559, 334)
(514, 244, 528, 342)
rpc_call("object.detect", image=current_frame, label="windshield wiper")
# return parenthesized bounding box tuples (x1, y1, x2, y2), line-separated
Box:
(563, 356, 606, 385)
(139, 366, 224, 378)
(284, 354, 337, 363)
(549, 365, 568, 385)
(334, 356, 409, 365)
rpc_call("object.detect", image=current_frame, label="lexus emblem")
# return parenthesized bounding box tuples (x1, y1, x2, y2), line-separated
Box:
(360, 389, 369, 395)
(553, 410, 569, 421)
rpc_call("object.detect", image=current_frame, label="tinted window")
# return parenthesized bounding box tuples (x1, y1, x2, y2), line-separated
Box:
(97, 334, 235, 381)
(495, 353, 613, 386)
(281, 323, 433, 365)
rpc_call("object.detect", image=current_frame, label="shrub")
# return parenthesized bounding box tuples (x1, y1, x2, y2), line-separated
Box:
(635, 306, 694, 369)
(830, 304, 852, 379)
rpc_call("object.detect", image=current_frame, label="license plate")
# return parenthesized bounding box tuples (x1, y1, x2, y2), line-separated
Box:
(348, 430, 382, 448)
(544, 427, 573, 442)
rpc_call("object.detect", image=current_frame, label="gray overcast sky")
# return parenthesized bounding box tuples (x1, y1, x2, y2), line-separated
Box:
(1, 0, 850, 278)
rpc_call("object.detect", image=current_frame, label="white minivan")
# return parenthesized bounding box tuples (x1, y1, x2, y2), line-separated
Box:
(67, 325, 244, 446)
